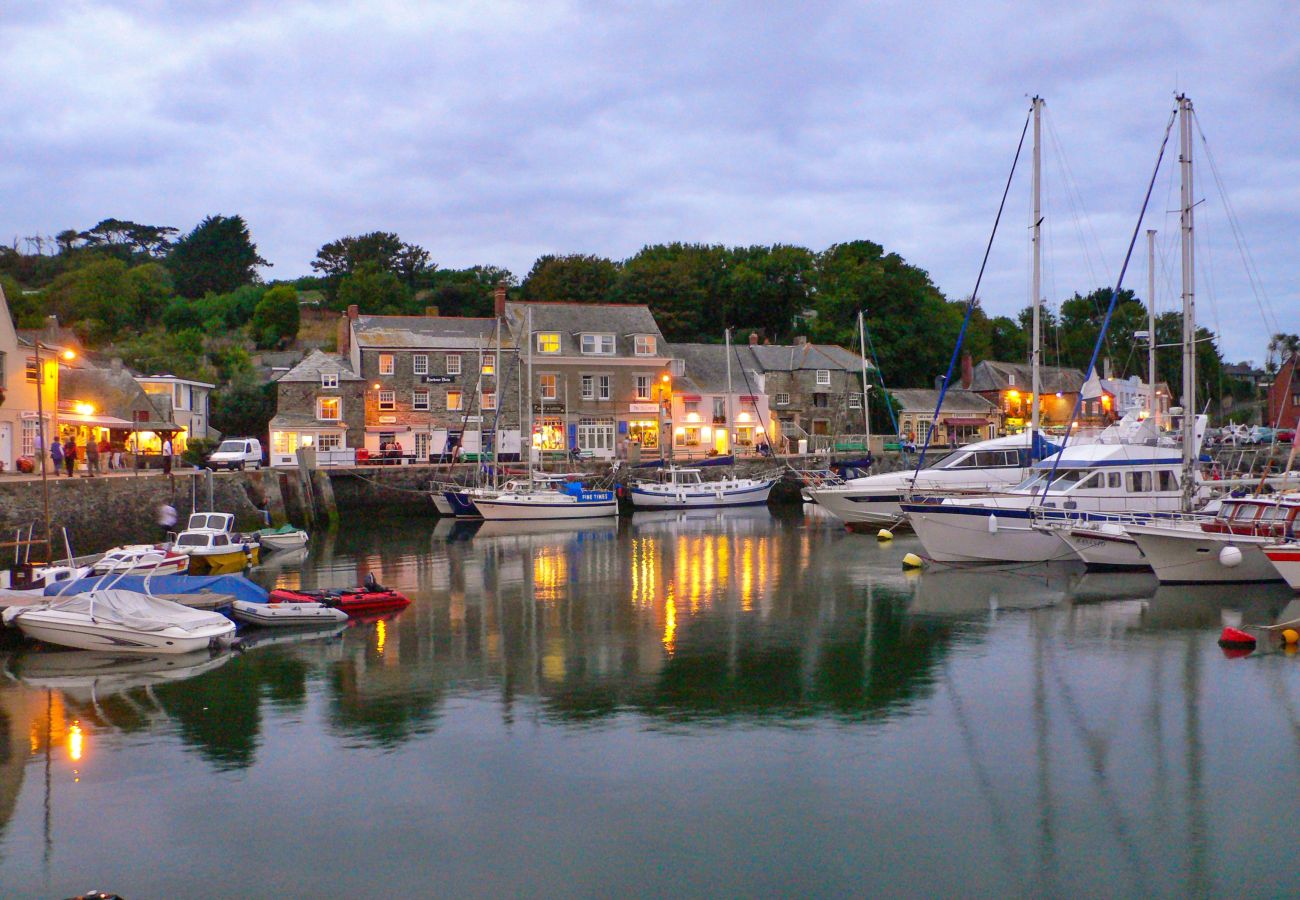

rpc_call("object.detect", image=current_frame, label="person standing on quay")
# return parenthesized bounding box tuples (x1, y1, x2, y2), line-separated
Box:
(85, 436, 99, 476)
(162, 436, 173, 477)
(98, 436, 111, 472)
(49, 436, 62, 476)
(63, 435, 76, 477)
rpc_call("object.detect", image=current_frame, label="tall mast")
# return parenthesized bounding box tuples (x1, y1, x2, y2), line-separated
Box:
(526, 305, 534, 485)
(1147, 229, 1158, 428)
(858, 310, 871, 447)
(725, 326, 733, 455)
(1178, 94, 1196, 507)
(1030, 96, 1044, 449)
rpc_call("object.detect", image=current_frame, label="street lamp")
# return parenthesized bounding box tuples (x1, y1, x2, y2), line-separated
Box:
(32, 344, 73, 554)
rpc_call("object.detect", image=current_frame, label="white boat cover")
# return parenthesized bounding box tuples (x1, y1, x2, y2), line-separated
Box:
(3, 589, 230, 633)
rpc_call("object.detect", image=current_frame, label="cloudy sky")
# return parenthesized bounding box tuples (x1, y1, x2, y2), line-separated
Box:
(2, 1, 1296, 363)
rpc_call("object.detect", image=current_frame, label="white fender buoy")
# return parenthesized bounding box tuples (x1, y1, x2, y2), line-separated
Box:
(1219, 545, 1243, 568)
(877, 528, 894, 542)
(901, 552, 924, 570)
(987, 513, 999, 534)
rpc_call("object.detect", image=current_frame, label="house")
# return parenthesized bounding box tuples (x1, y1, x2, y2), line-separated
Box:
(1099, 375, 1172, 425)
(1268, 356, 1300, 429)
(503, 300, 674, 459)
(0, 286, 61, 473)
(341, 292, 521, 460)
(739, 336, 872, 450)
(1224, 362, 1267, 388)
(268, 350, 364, 466)
(964, 357, 1084, 431)
(891, 389, 1002, 448)
(668, 343, 773, 456)
(59, 360, 184, 459)
(135, 375, 216, 442)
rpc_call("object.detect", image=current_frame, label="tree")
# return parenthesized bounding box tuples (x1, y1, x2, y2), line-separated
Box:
(211, 380, 277, 441)
(336, 265, 409, 314)
(251, 285, 300, 349)
(78, 218, 177, 261)
(311, 232, 431, 288)
(522, 254, 619, 303)
(168, 215, 269, 298)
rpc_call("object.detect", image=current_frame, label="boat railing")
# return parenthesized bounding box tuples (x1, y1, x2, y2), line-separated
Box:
(1027, 507, 1213, 530)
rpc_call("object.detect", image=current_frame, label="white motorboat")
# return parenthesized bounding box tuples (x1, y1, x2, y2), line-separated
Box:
(1126, 495, 1300, 584)
(474, 480, 619, 521)
(628, 467, 777, 509)
(251, 527, 309, 552)
(2, 589, 235, 653)
(230, 598, 348, 627)
(93, 544, 189, 575)
(172, 513, 259, 572)
(808, 433, 1042, 529)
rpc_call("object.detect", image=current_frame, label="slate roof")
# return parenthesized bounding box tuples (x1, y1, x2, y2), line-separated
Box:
(268, 412, 349, 430)
(274, 350, 360, 383)
(353, 315, 501, 350)
(967, 360, 1083, 394)
(504, 301, 667, 357)
(670, 343, 765, 394)
(60, 364, 180, 430)
(890, 389, 999, 414)
(742, 342, 870, 373)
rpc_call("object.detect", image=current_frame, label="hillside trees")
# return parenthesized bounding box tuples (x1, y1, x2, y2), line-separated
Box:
(169, 215, 269, 298)
(251, 284, 301, 348)
(522, 254, 620, 304)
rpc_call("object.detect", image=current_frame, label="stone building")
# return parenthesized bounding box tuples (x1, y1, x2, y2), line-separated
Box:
(965, 358, 1084, 432)
(503, 301, 675, 460)
(268, 350, 364, 466)
(890, 388, 1002, 448)
(736, 337, 872, 450)
(669, 343, 773, 456)
(135, 374, 216, 442)
(59, 360, 183, 460)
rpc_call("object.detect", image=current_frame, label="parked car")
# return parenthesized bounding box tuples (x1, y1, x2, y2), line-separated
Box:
(1247, 426, 1277, 445)
(1278, 429, 1295, 443)
(208, 438, 264, 470)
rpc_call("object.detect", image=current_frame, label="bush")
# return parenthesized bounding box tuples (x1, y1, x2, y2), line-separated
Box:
(251, 284, 300, 349)
(182, 437, 220, 467)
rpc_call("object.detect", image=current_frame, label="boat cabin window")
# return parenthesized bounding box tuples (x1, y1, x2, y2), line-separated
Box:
(1126, 471, 1153, 493)
(974, 450, 1016, 467)
(941, 452, 977, 469)
(1226, 503, 1259, 522)
(178, 534, 209, 547)
(1107, 472, 1122, 488)
(1070, 471, 1103, 491)
(1158, 470, 1177, 492)
(1257, 505, 1290, 523)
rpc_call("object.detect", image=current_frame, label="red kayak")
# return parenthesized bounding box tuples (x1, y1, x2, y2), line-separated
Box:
(269, 585, 410, 616)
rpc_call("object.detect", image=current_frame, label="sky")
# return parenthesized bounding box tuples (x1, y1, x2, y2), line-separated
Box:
(2, 0, 1297, 365)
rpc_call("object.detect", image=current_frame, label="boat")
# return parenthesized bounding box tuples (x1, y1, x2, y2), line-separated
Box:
(230, 598, 348, 627)
(1126, 495, 1300, 584)
(1, 562, 94, 594)
(628, 466, 777, 509)
(268, 575, 410, 616)
(251, 525, 309, 552)
(2, 589, 235, 653)
(45, 573, 269, 607)
(1052, 519, 1150, 570)
(430, 487, 457, 516)
(171, 512, 260, 573)
(474, 480, 619, 521)
(1263, 542, 1300, 591)
(93, 544, 189, 575)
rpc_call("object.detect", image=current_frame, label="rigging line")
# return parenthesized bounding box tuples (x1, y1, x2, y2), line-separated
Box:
(1044, 110, 1104, 290)
(859, 315, 903, 445)
(1039, 104, 1179, 502)
(913, 104, 1032, 480)
(1192, 110, 1280, 337)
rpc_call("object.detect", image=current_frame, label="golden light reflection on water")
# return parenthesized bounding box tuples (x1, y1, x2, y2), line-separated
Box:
(533, 548, 568, 603)
(663, 587, 677, 656)
(631, 537, 658, 609)
(68, 722, 83, 762)
(376, 618, 387, 655)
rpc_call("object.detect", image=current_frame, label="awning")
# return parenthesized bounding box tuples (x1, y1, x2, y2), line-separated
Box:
(58, 412, 136, 428)
(944, 417, 992, 426)
(678, 394, 702, 402)
(365, 425, 412, 433)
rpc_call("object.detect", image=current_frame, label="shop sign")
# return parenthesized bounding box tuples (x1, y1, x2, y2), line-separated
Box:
(628, 403, 658, 414)
(422, 375, 456, 384)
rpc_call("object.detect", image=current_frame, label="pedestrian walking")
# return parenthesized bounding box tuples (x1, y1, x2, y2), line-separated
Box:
(162, 436, 174, 477)
(63, 436, 76, 477)
(157, 502, 177, 542)
(49, 436, 63, 475)
(98, 437, 111, 472)
(85, 437, 99, 476)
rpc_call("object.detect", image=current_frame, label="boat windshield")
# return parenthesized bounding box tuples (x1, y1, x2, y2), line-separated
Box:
(1014, 468, 1091, 493)
(217, 441, 245, 453)
(177, 534, 210, 547)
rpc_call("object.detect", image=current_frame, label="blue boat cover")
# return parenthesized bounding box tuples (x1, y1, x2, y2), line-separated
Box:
(45, 573, 269, 604)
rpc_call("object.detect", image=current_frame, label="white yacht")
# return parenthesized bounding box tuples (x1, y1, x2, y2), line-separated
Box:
(1126, 495, 1300, 584)
(807, 433, 1042, 529)
(474, 480, 619, 521)
(629, 467, 777, 510)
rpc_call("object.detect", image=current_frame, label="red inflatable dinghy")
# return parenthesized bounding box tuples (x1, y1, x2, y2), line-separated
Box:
(270, 575, 409, 616)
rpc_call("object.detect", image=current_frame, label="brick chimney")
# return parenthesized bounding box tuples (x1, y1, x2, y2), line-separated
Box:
(494, 281, 507, 319)
(337, 304, 360, 356)
(961, 351, 973, 389)
(748, 332, 759, 346)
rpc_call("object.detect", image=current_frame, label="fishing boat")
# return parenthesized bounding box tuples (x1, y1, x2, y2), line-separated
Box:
(628, 467, 777, 509)
(251, 525, 309, 552)
(2, 589, 235, 653)
(93, 545, 189, 575)
(474, 480, 618, 521)
(230, 598, 349, 627)
(1126, 496, 1300, 584)
(171, 512, 260, 573)
(1263, 542, 1300, 591)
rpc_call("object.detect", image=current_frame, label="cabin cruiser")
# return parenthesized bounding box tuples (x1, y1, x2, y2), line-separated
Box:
(2, 589, 235, 653)
(171, 512, 260, 573)
(807, 433, 1048, 529)
(1126, 495, 1300, 584)
(628, 467, 777, 509)
(901, 415, 1207, 564)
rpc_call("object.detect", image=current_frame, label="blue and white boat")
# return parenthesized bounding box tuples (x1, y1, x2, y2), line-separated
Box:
(628, 467, 776, 510)
(474, 480, 619, 521)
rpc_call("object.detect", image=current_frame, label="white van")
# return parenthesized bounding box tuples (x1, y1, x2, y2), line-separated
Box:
(209, 438, 264, 471)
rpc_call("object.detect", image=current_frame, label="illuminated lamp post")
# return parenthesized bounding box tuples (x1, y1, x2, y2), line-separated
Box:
(32, 345, 75, 553)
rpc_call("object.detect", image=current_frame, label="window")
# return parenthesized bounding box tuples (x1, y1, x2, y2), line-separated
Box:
(26, 356, 38, 384)
(482, 355, 495, 376)
(581, 374, 595, 401)
(816, 369, 831, 386)
(539, 374, 558, 401)
(482, 389, 497, 410)
(1158, 470, 1178, 492)
(317, 397, 341, 420)
(21, 419, 39, 457)
(446, 391, 463, 411)
(635, 335, 656, 356)
(775, 393, 790, 406)
(378, 353, 394, 375)
(537, 333, 560, 354)
(414, 432, 431, 459)
(577, 416, 616, 453)
(581, 334, 615, 355)
(413, 354, 428, 376)
(272, 431, 299, 455)
(713, 398, 726, 423)
(1107, 472, 1122, 488)
(413, 390, 430, 411)
(598, 375, 611, 400)
(848, 393, 862, 409)
(635, 375, 652, 401)
(321, 372, 338, 389)
(316, 433, 341, 451)
(684, 400, 700, 417)
(813, 393, 829, 408)
(378, 390, 395, 411)
(676, 426, 702, 447)
(445, 354, 461, 375)
(1126, 471, 1153, 493)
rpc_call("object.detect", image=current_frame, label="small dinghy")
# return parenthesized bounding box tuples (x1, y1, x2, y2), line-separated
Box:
(252, 525, 309, 552)
(230, 598, 348, 627)
(2, 589, 235, 654)
(268, 574, 409, 616)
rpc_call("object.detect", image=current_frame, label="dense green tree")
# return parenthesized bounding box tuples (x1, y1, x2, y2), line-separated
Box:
(167, 215, 269, 298)
(211, 380, 277, 441)
(611, 255, 707, 341)
(336, 265, 409, 314)
(77, 218, 177, 261)
(114, 328, 213, 381)
(311, 232, 431, 289)
(251, 284, 301, 348)
(522, 254, 619, 304)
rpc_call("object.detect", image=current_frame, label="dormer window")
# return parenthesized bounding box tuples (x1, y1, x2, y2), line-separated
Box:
(581, 333, 615, 355)
(537, 332, 560, 354)
(634, 335, 656, 356)
(321, 373, 338, 389)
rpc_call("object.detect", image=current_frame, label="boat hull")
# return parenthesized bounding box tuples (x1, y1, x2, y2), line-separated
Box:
(1058, 526, 1149, 570)
(902, 504, 1078, 564)
(185, 546, 259, 574)
(807, 488, 905, 527)
(1126, 525, 1280, 584)
(257, 532, 308, 552)
(445, 491, 482, 518)
(268, 588, 411, 616)
(475, 496, 618, 521)
(628, 480, 775, 510)
(1263, 545, 1300, 591)
(431, 493, 456, 516)
(7, 611, 233, 654)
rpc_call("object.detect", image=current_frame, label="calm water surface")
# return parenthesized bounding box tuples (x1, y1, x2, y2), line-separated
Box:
(1, 506, 1298, 897)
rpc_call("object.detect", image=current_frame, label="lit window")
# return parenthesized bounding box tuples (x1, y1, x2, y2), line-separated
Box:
(482, 355, 495, 376)
(317, 433, 341, 451)
(413, 390, 430, 411)
(26, 357, 38, 384)
(635, 375, 651, 401)
(581, 334, 615, 355)
(635, 335, 656, 356)
(482, 390, 497, 410)
(378, 354, 394, 375)
(317, 397, 341, 420)
(537, 333, 560, 354)
(775, 393, 790, 406)
(816, 369, 831, 386)
(378, 390, 395, 411)
(413, 355, 428, 376)
(321, 373, 338, 389)
(446, 391, 463, 411)
(446, 354, 461, 375)
(539, 374, 558, 401)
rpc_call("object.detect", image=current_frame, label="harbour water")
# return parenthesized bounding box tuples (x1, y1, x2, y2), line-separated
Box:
(1, 506, 1298, 896)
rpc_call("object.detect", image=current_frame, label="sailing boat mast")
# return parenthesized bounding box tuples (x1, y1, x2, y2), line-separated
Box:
(725, 326, 733, 454)
(1147, 229, 1158, 429)
(526, 305, 534, 487)
(858, 310, 871, 448)
(1178, 94, 1196, 509)
(1030, 95, 1044, 451)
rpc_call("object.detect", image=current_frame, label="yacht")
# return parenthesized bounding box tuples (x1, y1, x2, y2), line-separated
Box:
(2, 589, 235, 653)
(629, 466, 777, 509)
(1126, 495, 1300, 584)
(473, 479, 619, 521)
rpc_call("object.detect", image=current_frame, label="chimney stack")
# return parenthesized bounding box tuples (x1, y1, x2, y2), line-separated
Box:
(961, 351, 973, 389)
(337, 304, 360, 357)
(494, 282, 507, 319)
(748, 332, 759, 346)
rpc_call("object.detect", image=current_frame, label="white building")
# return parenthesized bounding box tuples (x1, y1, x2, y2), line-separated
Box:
(0, 286, 60, 473)
(135, 374, 216, 443)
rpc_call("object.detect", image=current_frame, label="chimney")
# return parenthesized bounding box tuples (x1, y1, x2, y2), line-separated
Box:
(961, 351, 973, 389)
(748, 332, 759, 346)
(494, 281, 507, 319)
(425, 306, 439, 317)
(337, 304, 359, 357)
(1103, 356, 1113, 380)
